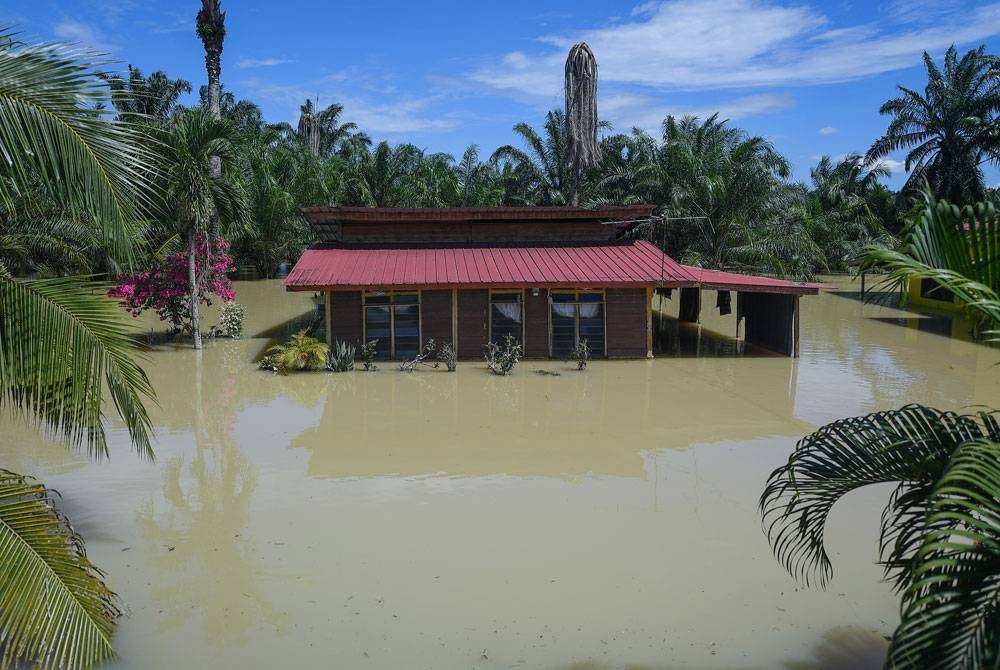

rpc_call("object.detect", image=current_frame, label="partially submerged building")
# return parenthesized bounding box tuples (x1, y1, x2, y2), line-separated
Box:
(284, 205, 821, 359)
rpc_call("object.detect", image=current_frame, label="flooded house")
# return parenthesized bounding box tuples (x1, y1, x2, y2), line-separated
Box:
(283, 205, 820, 359)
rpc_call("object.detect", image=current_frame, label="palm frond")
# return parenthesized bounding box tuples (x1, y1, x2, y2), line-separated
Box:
(0, 469, 120, 670)
(0, 276, 155, 459)
(760, 405, 999, 589)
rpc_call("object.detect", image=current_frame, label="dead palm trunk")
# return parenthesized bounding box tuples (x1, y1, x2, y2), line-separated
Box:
(187, 228, 202, 350)
(197, 0, 225, 266)
(564, 42, 600, 206)
(298, 99, 321, 157)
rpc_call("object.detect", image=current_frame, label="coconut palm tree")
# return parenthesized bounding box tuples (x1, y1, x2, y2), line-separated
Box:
(154, 106, 248, 348)
(867, 45, 1000, 203)
(0, 31, 158, 669)
(761, 404, 1000, 669)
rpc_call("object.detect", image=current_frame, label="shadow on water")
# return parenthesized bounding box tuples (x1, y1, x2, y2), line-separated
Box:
(781, 625, 889, 670)
(653, 314, 778, 358)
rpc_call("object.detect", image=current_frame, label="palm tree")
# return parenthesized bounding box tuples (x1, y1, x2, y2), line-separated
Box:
(867, 45, 1000, 203)
(761, 404, 1000, 669)
(102, 64, 191, 123)
(0, 31, 158, 669)
(454, 145, 503, 206)
(196, 0, 226, 262)
(491, 110, 572, 205)
(154, 107, 248, 348)
(860, 191, 1000, 333)
(289, 99, 370, 158)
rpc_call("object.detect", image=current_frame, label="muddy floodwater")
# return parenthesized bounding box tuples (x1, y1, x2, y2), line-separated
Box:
(3, 277, 999, 669)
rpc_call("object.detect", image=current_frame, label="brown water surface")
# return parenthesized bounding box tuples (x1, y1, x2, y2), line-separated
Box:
(2, 277, 998, 669)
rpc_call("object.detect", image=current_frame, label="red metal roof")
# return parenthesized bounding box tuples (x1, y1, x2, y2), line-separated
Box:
(301, 204, 656, 224)
(284, 241, 822, 294)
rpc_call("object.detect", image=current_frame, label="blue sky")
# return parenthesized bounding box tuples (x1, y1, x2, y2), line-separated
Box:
(11, 0, 1000, 188)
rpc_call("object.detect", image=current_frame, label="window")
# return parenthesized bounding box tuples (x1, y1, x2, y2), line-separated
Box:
(490, 291, 523, 344)
(363, 292, 420, 359)
(550, 291, 605, 357)
(920, 278, 951, 302)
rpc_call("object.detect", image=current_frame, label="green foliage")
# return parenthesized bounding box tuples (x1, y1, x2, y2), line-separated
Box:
(860, 191, 1000, 334)
(484, 335, 522, 376)
(867, 45, 1000, 203)
(215, 300, 245, 339)
(328, 340, 355, 372)
(260, 330, 329, 374)
(760, 405, 1000, 669)
(360, 339, 379, 371)
(0, 469, 121, 670)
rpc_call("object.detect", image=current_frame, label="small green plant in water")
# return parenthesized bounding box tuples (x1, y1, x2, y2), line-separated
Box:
(360, 339, 379, 371)
(439, 341, 458, 372)
(570, 338, 590, 370)
(329, 340, 355, 372)
(260, 330, 329, 374)
(484, 335, 522, 376)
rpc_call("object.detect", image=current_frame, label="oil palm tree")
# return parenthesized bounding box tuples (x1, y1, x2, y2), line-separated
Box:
(867, 45, 1000, 203)
(860, 191, 1000, 332)
(196, 0, 226, 262)
(289, 99, 370, 158)
(102, 64, 192, 124)
(154, 106, 248, 348)
(491, 110, 572, 205)
(0, 31, 158, 669)
(761, 404, 1000, 669)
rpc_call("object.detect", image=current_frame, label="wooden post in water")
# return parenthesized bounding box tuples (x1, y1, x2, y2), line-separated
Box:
(646, 286, 654, 358)
(451, 289, 459, 351)
(325, 291, 332, 348)
(793, 295, 800, 358)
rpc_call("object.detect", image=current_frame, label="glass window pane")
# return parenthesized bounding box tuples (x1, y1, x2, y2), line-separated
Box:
(579, 303, 605, 355)
(551, 303, 576, 358)
(393, 304, 420, 359)
(491, 292, 521, 303)
(578, 292, 603, 302)
(365, 305, 391, 359)
(364, 294, 390, 305)
(491, 303, 522, 343)
(551, 293, 575, 302)
(393, 294, 419, 305)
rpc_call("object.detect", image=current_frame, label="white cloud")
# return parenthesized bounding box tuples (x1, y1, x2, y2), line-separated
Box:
(238, 57, 296, 69)
(243, 79, 458, 135)
(602, 91, 794, 131)
(818, 126, 838, 135)
(469, 0, 1000, 95)
(53, 19, 119, 52)
(879, 158, 908, 175)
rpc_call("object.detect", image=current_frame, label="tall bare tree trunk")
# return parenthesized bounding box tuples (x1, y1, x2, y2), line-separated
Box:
(197, 1, 225, 256)
(565, 42, 600, 207)
(188, 229, 202, 350)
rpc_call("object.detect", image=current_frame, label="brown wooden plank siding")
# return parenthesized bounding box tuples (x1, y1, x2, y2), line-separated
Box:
(337, 221, 615, 245)
(457, 289, 489, 358)
(523, 289, 549, 358)
(605, 288, 649, 358)
(421, 290, 453, 349)
(329, 290, 362, 348)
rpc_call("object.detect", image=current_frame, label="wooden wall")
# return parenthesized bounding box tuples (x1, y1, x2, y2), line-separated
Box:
(338, 221, 615, 245)
(329, 291, 363, 348)
(523, 289, 550, 358)
(421, 290, 452, 349)
(457, 290, 489, 358)
(605, 288, 649, 358)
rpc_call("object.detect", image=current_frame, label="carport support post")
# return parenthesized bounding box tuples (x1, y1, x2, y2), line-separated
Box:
(793, 295, 800, 358)
(646, 286, 654, 358)
(325, 291, 332, 348)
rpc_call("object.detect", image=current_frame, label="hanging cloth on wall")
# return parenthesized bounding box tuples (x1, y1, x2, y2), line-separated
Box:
(716, 290, 732, 316)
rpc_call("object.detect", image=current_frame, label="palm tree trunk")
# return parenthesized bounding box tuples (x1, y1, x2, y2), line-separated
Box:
(188, 229, 202, 350)
(197, 1, 225, 255)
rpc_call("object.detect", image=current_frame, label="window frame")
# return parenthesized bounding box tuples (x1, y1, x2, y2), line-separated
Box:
(547, 289, 607, 358)
(362, 290, 422, 360)
(488, 288, 525, 347)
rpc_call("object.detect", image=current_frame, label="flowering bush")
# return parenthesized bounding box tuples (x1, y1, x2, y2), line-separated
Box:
(215, 301, 246, 339)
(109, 233, 237, 333)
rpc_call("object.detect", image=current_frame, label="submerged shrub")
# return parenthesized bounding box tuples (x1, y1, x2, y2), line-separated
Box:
(570, 338, 590, 370)
(399, 339, 437, 372)
(439, 341, 458, 372)
(329, 340, 355, 372)
(360, 339, 379, 371)
(217, 301, 246, 339)
(260, 330, 329, 374)
(484, 335, 522, 376)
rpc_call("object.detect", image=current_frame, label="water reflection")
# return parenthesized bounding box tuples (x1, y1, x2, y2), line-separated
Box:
(782, 625, 889, 670)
